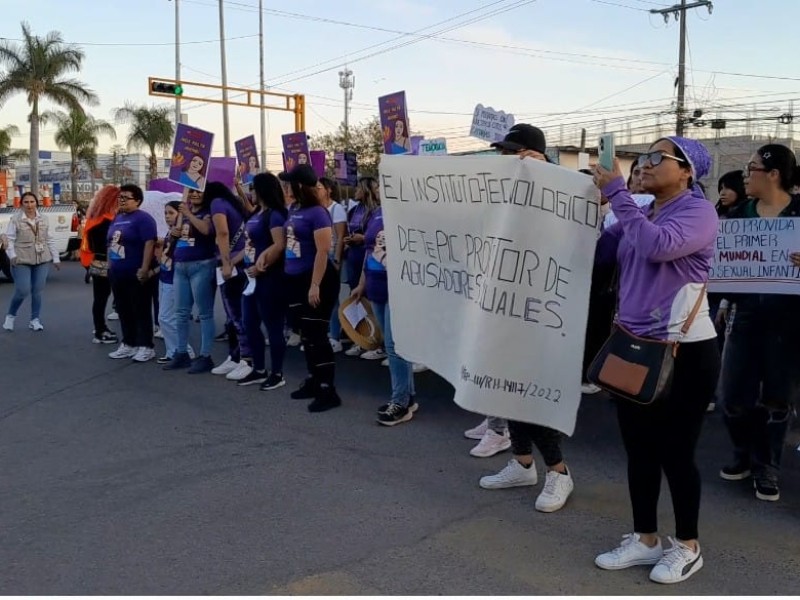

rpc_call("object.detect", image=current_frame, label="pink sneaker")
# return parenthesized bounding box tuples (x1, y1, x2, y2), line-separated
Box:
(470, 429, 511, 458)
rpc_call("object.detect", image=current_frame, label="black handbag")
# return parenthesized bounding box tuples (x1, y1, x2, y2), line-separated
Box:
(587, 285, 707, 405)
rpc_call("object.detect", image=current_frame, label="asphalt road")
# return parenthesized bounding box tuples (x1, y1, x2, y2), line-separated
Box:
(1, 263, 798, 595)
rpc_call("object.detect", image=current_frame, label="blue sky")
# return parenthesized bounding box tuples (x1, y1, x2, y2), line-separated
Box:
(2, 0, 799, 170)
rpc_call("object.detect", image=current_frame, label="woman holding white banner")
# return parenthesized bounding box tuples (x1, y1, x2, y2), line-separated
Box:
(477, 124, 575, 514)
(591, 136, 719, 585)
(350, 201, 417, 426)
(718, 144, 800, 503)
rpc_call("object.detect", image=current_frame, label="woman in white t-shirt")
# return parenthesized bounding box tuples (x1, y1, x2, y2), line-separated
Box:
(320, 177, 347, 352)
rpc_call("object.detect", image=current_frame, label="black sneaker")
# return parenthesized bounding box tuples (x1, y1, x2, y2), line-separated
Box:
(237, 370, 267, 387)
(754, 475, 780, 502)
(377, 402, 413, 426)
(215, 330, 228, 342)
(188, 355, 214, 374)
(720, 460, 751, 481)
(378, 396, 419, 415)
(163, 351, 192, 370)
(156, 355, 172, 365)
(92, 330, 119, 345)
(290, 377, 317, 400)
(308, 387, 341, 413)
(260, 373, 286, 391)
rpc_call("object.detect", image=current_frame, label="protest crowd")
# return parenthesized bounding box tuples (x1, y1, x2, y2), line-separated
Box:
(3, 119, 799, 588)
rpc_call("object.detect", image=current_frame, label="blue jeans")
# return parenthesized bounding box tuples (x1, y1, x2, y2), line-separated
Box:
(371, 300, 415, 407)
(242, 275, 287, 374)
(8, 263, 50, 320)
(174, 258, 216, 357)
(158, 282, 178, 358)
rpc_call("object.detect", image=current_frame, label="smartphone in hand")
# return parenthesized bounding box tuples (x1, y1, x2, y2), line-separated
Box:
(598, 133, 615, 171)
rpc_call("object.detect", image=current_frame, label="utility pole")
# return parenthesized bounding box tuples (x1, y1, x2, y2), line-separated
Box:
(174, 0, 181, 126)
(218, 0, 231, 156)
(650, 1, 712, 136)
(338, 68, 354, 150)
(258, 0, 267, 170)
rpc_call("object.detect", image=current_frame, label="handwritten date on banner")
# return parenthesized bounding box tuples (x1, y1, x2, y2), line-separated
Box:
(461, 365, 563, 404)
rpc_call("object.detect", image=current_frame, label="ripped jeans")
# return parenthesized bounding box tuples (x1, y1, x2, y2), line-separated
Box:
(720, 302, 800, 481)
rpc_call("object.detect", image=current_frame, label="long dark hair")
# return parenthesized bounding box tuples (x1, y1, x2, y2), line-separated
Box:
(252, 173, 288, 219)
(716, 170, 747, 216)
(203, 181, 247, 218)
(290, 180, 321, 209)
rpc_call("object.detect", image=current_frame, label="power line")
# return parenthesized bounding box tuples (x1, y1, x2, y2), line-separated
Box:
(0, 34, 258, 47)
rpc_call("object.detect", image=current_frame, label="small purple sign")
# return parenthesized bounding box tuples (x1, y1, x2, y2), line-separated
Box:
(281, 132, 310, 173)
(168, 123, 214, 192)
(310, 150, 326, 178)
(378, 91, 411, 155)
(207, 157, 237, 189)
(234, 135, 259, 184)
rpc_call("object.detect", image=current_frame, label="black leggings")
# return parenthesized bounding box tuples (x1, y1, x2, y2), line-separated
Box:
(286, 264, 340, 387)
(508, 421, 564, 466)
(615, 337, 720, 541)
(92, 275, 112, 334)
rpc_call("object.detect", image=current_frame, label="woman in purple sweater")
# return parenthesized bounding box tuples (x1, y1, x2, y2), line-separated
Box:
(591, 137, 720, 585)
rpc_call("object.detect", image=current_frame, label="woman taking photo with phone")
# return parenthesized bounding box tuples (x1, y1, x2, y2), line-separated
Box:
(591, 136, 719, 585)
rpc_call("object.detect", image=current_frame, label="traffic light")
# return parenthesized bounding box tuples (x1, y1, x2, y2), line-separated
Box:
(151, 81, 183, 96)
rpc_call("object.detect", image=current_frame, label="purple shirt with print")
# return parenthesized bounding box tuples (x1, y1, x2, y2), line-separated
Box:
(284, 205, 331, 275)
(596, 178, 718, 340)
(159, 234, 175, 285)
(244, 208, 286, 279)
(211, 197, 246, 258)
(107, 209, 157, 276)
(363, 207, 388, 304)
(173, 209, 215, 263)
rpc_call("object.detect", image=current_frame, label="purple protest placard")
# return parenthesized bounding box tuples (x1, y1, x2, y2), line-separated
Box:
(310, 150, 326, 178)
(234, 135, 259, 184)
(378, 91, 411, 155)
(281, 132, 310, 173)
(334, 152, 358, 186)
(168, 123, 214, 192)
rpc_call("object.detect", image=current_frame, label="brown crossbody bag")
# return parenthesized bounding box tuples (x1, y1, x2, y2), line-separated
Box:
(587, 284, 707, 406)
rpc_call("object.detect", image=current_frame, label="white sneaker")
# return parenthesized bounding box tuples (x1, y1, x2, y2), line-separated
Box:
(595, 533, 664, 570)
(345, 344, 364, 357)
(29, 318, 44, 331)
(464, 418, 488, 440)
(361, 348, 386, 360)
(581, 383, 601, 394)
(226, 361, 254, 381)
(329, 338, 343, 353)
(649, 538, 703, 584)
(3, 315, 15, 331)
(706, 402, 716, 413)
(412, 363, 428, 373)
(286, 333, 301, 347)
(535, 468, 574, 512)
(132, 347, 156, 363)
(479, 458, 538, 489)
(107, 311, 119, 321)
(470, 428, 511, 457)
(153, 326, 163, 339)
(109, 343, 137, 359)
(211, 356, 238, 375)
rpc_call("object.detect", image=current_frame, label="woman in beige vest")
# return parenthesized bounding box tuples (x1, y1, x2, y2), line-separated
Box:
(2, 192, 60, 332)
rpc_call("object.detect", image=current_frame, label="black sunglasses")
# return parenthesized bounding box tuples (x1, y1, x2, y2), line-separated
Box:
(637, 151, 687, 168)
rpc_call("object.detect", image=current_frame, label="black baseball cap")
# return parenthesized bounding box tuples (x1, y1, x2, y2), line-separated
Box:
(283, 164, 318, 186)
(491, 123, 547, 155)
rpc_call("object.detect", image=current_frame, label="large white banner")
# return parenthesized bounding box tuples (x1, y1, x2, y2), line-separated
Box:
(380, 155, 600, 435)
(708, 217, 800, 295)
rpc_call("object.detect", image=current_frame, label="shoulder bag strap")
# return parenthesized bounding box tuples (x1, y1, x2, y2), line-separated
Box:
(679, 283, 708, 337)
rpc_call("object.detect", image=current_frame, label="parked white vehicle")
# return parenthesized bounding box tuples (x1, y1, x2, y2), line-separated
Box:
(0, 204, 79, 279)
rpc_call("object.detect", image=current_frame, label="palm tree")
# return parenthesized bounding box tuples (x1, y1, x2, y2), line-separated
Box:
(0, 22, 97, 196)
(45, 109, 115, 203)
(0, 124, 28, 162)
(114, 103, 174, 183)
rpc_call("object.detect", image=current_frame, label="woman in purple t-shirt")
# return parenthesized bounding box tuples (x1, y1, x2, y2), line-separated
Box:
(283, 164, 341, 412)
(163, 187, 216, 373)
